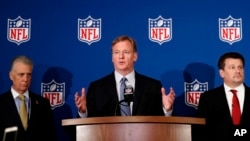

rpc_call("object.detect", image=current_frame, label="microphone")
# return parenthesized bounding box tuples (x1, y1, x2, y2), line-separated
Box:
(114, 85, 134, 116)
(123, 85, 134, 103)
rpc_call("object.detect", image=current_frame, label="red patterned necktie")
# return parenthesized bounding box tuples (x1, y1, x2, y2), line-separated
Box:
(231, 89, 241, 125)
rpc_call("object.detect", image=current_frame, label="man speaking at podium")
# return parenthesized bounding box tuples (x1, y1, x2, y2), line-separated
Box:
(75, 35, 175, 117)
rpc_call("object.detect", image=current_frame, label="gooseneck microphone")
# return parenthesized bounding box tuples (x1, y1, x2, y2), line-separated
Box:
(114, 85, 134, 116)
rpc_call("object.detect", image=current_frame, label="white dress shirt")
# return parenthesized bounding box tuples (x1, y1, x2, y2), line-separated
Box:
(224, 83, 244, 115)
(11, 87, 30, 118)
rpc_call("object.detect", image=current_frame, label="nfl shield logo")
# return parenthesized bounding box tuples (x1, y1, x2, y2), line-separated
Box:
(185, 79, 208, 109)
(7, 16, 31, 45)
(148, 15, 172, 45)
(41, 80, 65, 109)
(219, 15, 242, 45)
(78, 15, 101, 45)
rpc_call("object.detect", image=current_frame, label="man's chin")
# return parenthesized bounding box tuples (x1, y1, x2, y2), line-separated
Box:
(20, 87, 29, 91)
(233, 81, 243, 85)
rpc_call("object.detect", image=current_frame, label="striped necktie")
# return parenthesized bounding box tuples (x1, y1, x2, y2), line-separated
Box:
(120, 77, 131, 116)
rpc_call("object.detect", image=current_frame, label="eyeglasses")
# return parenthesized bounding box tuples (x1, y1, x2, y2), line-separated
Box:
(112, 50, 132, 55)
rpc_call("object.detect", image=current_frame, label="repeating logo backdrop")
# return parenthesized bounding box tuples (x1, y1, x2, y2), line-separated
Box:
(0, 0, 250, 141)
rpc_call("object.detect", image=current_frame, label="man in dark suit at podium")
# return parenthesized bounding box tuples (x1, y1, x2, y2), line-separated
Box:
(75, 35, 175, 117)
(0, 55, 57, 141)
(195, 52, 250, 141)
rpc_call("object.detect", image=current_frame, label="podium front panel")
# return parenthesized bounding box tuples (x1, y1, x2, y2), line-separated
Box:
(77, 123, 190, 141)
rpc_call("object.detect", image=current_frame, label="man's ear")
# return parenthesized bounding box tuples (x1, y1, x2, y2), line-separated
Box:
(133, 52, 138, 62)
(9, 70, 15, 81)
(219, 69, 224, 78)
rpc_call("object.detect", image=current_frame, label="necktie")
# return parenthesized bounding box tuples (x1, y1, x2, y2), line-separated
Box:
(231, 89, 241, 125)
(120, 77, 131, 116)
(18, 95, 28, 130)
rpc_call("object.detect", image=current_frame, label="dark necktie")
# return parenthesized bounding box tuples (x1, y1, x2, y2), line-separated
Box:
(120, 77, 131, 116)
(231, 89, 241, 125)
(18, 95, 28, 130)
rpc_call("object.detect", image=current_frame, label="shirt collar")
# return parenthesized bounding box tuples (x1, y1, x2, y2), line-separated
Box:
(11, 86, 29, 99)
(224, 83, 244, 93)
(114, 70, 135, 85)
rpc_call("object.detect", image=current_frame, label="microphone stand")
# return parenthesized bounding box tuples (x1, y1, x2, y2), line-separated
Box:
(114, 99, 125, 116)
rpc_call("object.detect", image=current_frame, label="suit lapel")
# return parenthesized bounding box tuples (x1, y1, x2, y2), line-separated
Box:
(6, 92, 21, 118)
(28, 93, 38, 125)
(6, 92, 26, 130)
(109, 73, 119, 101)
(241, 85, 250, 124)
(132, 72, 143, 115)
(215, 86, 233, 124)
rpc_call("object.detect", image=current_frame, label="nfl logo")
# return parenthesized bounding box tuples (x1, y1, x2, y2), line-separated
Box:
(219, 15, 242, 45)
(78, 15, 101, 45)
(185, 79, 208, 109)
(148, 15, 172, 45)
(7, 16, 31, 45)
(41, 80, 65, 109)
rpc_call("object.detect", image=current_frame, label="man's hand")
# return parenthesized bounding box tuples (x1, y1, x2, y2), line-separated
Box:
(161, 87, 175, 111)
(74, 88, 87, 113)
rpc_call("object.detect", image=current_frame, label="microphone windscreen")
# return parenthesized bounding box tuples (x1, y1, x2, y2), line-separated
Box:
(124, 85, 134, 102)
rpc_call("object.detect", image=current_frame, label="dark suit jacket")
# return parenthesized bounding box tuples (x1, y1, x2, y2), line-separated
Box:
(0, 90, 56, 141)
(194, 84, 250, 141)
(85, 71, 165, 117)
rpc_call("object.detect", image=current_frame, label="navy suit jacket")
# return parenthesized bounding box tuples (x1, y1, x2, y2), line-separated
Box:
(85, 71, 165, 117)
(194, 84, 250, 141)
(0, 90, 56, 141)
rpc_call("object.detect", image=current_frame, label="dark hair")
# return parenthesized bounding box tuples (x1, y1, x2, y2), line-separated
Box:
(111, 35, 137, 53)
(217, 52, 245, 70)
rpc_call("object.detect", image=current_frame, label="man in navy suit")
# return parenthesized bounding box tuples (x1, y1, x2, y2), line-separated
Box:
(194, 52, 250, 141)
(75, 35, 175, 117)
(0, 55, 56, 141)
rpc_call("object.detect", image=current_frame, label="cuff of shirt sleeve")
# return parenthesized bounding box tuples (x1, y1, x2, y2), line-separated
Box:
(163, 107, 173, 116)
(78, 109, 88, 118)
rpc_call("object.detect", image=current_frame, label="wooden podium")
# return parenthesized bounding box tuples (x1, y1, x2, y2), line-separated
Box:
(62, 116, 205, 141)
